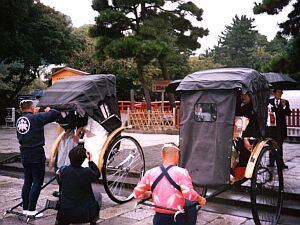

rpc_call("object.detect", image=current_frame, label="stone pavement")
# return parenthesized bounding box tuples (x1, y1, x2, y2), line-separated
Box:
(0, 175, 299, 225)
(0, 124, 300, 224)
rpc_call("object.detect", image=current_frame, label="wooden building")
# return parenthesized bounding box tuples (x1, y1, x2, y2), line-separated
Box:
(48, 67, 89, 85)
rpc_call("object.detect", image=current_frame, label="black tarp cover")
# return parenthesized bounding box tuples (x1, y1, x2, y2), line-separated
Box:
(37, 74, 118, 122)
(178, 68, 269, 186)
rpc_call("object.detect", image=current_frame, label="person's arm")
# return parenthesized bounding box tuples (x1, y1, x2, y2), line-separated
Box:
(86, 152, 101, 181)
(133, 171, 151, 199)
(180, 169, 206, 206)
(37, 108, 61, 125)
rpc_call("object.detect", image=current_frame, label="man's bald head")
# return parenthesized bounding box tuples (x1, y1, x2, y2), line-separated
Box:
(161, 143, 180, 165)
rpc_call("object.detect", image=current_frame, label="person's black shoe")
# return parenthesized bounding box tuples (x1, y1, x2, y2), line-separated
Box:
(283, 164, 288, 169)
(267, 163, 274, 167)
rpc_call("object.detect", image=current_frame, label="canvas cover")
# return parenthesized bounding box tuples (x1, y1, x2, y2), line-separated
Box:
(177, 68, 270, 186)
(179, 90, 236, 186)
(38, 74, 119, 123)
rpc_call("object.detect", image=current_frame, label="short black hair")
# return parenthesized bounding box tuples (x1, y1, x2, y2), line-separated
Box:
(273, 88, 283, 93)
(69, 146, 86, 166)
(20, 100, 33, 110)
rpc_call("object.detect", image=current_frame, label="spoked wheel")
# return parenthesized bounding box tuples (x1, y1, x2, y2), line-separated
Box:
(102, 136, 145, 203)
(251, 145, 283, 225)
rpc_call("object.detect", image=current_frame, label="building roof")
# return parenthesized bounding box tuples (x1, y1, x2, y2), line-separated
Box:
(47, 67, 90, 79)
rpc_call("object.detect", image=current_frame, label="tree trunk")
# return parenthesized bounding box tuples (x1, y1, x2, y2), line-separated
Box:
(137, 59, 151, 111)
(158, 56, 176, 109)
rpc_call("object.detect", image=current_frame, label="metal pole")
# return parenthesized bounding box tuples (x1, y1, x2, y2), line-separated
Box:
(161, 92, 164, 112)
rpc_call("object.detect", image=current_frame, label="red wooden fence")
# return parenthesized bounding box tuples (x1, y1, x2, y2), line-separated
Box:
(287, 109, 300, 127)
(118, 101, 300, 128)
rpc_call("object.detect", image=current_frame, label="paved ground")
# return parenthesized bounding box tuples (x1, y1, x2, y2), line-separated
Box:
(0, 124, 299, 224)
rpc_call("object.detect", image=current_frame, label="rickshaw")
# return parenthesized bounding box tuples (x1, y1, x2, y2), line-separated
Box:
(167, 68, 283, 225)
(37, 74, 146, 204)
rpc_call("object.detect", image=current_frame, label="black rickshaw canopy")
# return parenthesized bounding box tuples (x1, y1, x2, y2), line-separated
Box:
(176, 68, 270, 186)
(177, 68, 270, 136)
(37, 74, 119, 123)
(177, 68, 269, 93)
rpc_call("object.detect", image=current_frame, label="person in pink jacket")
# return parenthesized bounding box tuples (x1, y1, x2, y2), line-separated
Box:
(133, 143, 206, 225)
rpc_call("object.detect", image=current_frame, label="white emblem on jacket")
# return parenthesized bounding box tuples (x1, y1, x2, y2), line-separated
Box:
(17, 117, 30, 134)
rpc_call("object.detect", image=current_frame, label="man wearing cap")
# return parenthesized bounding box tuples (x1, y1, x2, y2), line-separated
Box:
(133, 143, 206, 225)
(16, 100, 61, 217)
(268, 89, 291, 169)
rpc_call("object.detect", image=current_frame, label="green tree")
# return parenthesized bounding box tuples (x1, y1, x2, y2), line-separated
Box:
(0, 1, 83, 100)
(0, 1, 83, 123)
(253, 0, 300, 73)
(67, 24, 100, 74)
(189, 56, 223, 73)
(209, 15, 258, 68)
(90, 0, 208, 110)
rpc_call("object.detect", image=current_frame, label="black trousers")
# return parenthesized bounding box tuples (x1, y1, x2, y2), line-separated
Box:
(266, 127, 285, 165)
(269, 139, 284, 165)
(236, 140, 251, 167)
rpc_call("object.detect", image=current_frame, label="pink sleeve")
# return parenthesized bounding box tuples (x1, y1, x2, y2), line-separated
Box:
(179, 170, 200, 201)
(133, 171, 151, 199)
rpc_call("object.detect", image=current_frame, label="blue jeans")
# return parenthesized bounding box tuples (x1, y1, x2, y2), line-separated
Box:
(22, 162, 45, 211)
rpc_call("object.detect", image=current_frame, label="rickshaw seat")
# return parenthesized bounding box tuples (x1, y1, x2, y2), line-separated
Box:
(100, 114, 122, 133)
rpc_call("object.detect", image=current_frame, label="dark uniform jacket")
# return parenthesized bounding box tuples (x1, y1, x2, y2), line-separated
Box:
(57, 161, 101, 224)
(16, 110, 60, 163)
(269, 98, 291, 140)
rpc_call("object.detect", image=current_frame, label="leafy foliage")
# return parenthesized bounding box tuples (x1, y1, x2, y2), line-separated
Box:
(0, 0, 83, 123)
(206, 15, 289, 73)
(208, 15, 258, 68)
(90, 0, 208, 109)
(254, 0, 300, 73)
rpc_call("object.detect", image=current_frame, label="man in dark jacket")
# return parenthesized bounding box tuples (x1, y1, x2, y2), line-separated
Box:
(56, 146, 101, 225)
(16, 100, 61, 217)
(268, 89, 291, 169)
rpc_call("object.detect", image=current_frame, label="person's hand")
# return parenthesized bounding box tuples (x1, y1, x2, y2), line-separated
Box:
(86, 151, 92, 161)
(243, 138, 253, 152)
(56, 169, 60, 176)
(197, 196, 206, 206)
(48, 160, 53, 170)
(44, 107, 51, 112)
(72, 134, 80, 143)
(34, 107, 40, 114)
(143, 191, 151, 198)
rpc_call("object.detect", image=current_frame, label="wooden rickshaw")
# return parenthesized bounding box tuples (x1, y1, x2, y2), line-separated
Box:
(38, 74, 146, 204)
(167, 68, 284, 225)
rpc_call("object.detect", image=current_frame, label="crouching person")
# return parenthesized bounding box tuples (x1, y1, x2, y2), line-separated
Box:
(133, 143, 206, 225)
(56, 146, 102, 225)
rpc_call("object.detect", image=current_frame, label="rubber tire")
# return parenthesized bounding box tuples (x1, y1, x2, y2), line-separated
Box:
(102, 136, 145, 203)
(250, 145, 283, 225)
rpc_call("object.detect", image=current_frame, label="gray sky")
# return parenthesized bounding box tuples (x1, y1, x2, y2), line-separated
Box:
(41, 0, 292, 53)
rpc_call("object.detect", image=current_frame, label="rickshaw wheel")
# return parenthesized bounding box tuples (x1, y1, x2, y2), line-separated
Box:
(102, 135, 145, 204)
(250, 145, 283, 225)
